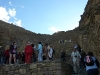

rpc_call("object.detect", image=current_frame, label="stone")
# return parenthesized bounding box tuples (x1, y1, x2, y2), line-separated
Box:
(0, 61, 72, 75)
(32, 73, 37, 75)
(19, 69, 26, 74)
(30, 63, 37, 69)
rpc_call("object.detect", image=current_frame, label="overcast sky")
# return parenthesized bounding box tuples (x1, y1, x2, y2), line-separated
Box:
(0, 0, 88, 35)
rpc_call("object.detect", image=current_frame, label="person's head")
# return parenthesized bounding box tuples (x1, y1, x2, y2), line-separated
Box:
(38, 42, 41, 44)
(28, 41, 31, 44)
(31, 43, 34, 47)
(61, 49, 64, 52)
(81, 49, 83, 51)
(12, 42, 16, 45)
(27, 41, 31, 45)
(22, 51, 24, 53)
(74, 45, 77, 49)
(73, 48, 77, 52)
(0, 46, 2, 49)
(5, 45, 10, 50)
(50, 46, 52, 48)
(87, 51, 93, 56)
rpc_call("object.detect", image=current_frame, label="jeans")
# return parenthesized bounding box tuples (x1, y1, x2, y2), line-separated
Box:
(73, 60, 80, 73)
(0, 56, 5, 64)
(87, 68, 98, 75)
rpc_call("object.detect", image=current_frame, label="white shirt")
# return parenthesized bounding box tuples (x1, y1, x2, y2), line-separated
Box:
(71, 51, 80, 61)
(48, 48, 53, 58)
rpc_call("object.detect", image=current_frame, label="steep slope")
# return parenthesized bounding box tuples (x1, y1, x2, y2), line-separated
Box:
(79, 0, 100, 60)
(0, 20, 80, 59)
(0, 20, 51, 51)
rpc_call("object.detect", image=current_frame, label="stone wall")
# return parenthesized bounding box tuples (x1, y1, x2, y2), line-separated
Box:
(0, 61, 72, 75)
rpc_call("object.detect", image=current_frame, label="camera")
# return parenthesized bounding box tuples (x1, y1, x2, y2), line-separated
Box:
(74, 55, 77, 58)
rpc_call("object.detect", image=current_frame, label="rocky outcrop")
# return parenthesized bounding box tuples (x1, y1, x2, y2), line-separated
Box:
(79, 0, 100, 60)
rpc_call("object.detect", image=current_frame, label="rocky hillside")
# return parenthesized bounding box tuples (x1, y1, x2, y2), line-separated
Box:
(0, 20, 51, 52)
(0, 0, 100, 60)
(0, 20, 79, 58)
(78, 0, 100, 60)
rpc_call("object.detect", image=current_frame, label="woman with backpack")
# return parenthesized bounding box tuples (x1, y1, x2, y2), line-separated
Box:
(84, 51, 99, 75)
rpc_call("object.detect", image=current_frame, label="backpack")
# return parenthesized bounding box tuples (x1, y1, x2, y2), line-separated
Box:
(95, 58, 100, 68)
(53, 49, 55, 55)
(85, 55, 94, 66)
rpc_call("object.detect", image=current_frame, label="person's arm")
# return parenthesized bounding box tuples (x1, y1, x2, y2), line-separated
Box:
(71, 52, 73, 59)
(77, 51, 81, 58)
(37, 44, 40, 51)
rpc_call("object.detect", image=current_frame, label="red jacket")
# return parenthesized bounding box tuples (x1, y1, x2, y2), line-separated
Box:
(4, 50, 9, 56)
(25, 45, 33, 54)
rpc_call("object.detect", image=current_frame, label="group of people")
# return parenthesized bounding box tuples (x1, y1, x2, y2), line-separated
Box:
(37, 42, 54, 62)
(71, 44, 99, 75)
(0, 42, 25, 65)
(0, 41, 99, 75)
(59, 39, 71, 44)
(0, 41, 55, 65)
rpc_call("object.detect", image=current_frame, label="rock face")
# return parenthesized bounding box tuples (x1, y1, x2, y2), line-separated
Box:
(0, 61, 72, 75)
(0, 20, 79, 59)
(1, 0, 100, 74)
(0, 0, 100, 61)
(79, 0, 100, 60)
(0, 20, 51, 52)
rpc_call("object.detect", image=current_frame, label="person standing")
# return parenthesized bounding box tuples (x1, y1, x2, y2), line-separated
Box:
(21, 51, 25, 64)
(46, 43, 50, 60)
(48, 46, 53, 60)
(24, 42, 33, 64)
(37, 42, 43, 62)
(71, 47, 81, 74)
(31, 43, 36, 62)
(61, 50, 66, 62)
(80, 49, 86, 69)
(16, 52, 21, 64)
(42, 45, 46, 61)
(0, 46, 5, 65)
(9, 42, 17, 64)
(4, 45, 10, 64)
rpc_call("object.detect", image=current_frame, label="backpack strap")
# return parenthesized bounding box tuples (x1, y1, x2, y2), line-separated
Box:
(94, 57, 100, 68)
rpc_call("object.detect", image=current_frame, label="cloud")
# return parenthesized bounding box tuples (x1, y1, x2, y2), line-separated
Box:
(15, 20, 22, 27)
(9, 1, 17, 7)
(0, 6, 22, 27)
(9, 2, 12, 6)
(8, 8, 16, 17)
(0, 7, 10, 22)
(48, 26, 60, 33)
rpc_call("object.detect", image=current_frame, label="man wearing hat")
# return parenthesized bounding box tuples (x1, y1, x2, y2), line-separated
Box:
(24, 42, 33, 64)
(71, 46, 81, 74)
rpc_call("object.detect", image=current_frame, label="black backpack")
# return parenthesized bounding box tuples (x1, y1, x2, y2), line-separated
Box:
(95, 58, 100, 68)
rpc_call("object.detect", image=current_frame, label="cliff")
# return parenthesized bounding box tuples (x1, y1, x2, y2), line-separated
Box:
(0, 0, 100, 61)
(79, 0, 100, 60)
